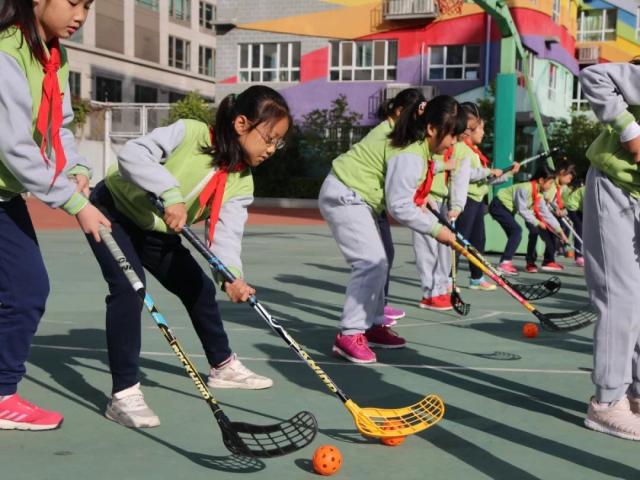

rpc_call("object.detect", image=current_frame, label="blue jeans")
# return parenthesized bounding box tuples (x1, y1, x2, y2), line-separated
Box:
(0, 197, 50, 395)
(87, 183, 232, 393)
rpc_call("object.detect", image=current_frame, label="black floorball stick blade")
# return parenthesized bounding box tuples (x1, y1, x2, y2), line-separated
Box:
(220, 411, 318, 458)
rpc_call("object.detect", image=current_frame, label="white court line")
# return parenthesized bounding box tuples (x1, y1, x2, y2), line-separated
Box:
(30, 344, 590, 375)
(395, 310, 500, 328)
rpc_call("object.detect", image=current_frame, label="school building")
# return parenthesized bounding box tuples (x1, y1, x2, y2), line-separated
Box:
(214, 0, 640, 145)
(61, 0, 217, 103)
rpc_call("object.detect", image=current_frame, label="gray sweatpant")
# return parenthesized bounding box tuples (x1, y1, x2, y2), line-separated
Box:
(413, 201, 451, 298)
(318, 174, 387, 334)
(584, 167, 640, 403)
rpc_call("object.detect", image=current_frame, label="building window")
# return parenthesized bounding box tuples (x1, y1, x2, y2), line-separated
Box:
(135, 84, 158, 103)
(551, 0, 560, 23)
(329, 40, 397, 82)
(69, 71, 81, 98)
(95, 76, 122, 102)
(199, 1, 215, 31)
(169, 36, 191, 71)
(169, 0, 191, 23)
(578, 9, 616, 42)
(548, 63, 558, 101)
(238, 43, 301, 82)
(199, 46, 214, 77)
(136, 0, 158, 11)
(515, 52, 535, 78)
(428, 44, 480, 80)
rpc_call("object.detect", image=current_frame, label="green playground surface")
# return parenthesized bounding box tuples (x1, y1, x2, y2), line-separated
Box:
(2, 224, 638, 480)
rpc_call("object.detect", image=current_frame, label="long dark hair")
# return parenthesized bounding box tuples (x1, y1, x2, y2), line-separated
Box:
(0, 1, 46, 63)
(377, 88, 422, 121)
(206, 85, 291, 170)
(460, 101, 482, 122)
(532, 163, 556, 181)
(389, 95, 462, 149)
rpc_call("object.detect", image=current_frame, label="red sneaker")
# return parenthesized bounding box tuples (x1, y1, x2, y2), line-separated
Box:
(0, 394, 63, 431)
(418, 294, 453, 311)
(365, 325, 406, 349)
(498, 261, 518, 276)
(332, 333, 376, 363)
(525, 263, 538, 273)
(541, 261, 564, 272)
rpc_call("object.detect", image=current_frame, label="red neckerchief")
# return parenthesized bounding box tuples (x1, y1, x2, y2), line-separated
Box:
(463, 138, 489, 167)
(554, 181, 564, 210)
(198, 128, 246, 246)
(414, 159, 435, 207)
(530, 180, 547, 228)
(35, 38, 67, 185)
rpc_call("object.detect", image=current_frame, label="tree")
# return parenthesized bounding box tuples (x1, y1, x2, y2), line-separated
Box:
(547, 114, 601, 179)
(166, 91, 215, 125)
(252, 94, 364, 198)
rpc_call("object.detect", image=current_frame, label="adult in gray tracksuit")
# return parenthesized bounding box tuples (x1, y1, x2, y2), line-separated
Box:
(580, 61, 640, 440)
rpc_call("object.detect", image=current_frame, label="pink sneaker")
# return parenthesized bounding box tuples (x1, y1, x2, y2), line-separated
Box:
(0, 394, 63, 431)
(383, 315, 397, 327)
(383, 305, 405, 320)
(332, 333, 376, 363)
(365, 325, 406, 349)
(541, 261, 564, 272)
(575, 257, 585, 267)
(498, 261, 518, 276)
(418, 294, 453, 311)
(525, 263, 538, 273)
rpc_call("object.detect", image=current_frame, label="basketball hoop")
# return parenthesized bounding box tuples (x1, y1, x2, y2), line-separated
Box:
(436, 0, 463, 16)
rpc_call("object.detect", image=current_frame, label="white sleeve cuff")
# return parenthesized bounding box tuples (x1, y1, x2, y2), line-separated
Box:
(620, 121, 640, 143)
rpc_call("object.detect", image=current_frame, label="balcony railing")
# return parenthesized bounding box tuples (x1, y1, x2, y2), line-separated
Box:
(383, 0, 438, 20)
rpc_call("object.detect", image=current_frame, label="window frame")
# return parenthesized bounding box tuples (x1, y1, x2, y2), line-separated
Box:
(237, 42, 301, 83)
(199, 1, 215, 31)
(199, 45, 214, 77)
(328, 40, 398, 82)
(577, 9, 617, 42)
(427, 44, 481, 81)
(168, 35, 191, 71)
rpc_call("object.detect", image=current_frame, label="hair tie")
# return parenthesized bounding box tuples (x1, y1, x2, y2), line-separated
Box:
(417, 101, 427, 116)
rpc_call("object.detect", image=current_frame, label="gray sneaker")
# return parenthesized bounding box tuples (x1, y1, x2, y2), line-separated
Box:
(584, 396, 640, 441)
(105, 383, 160, 428)
(208, 354, 273, 390)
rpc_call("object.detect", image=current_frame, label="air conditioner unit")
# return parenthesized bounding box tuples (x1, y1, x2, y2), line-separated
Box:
(577, 46, 599, 63)
(384, 84, 439, 101)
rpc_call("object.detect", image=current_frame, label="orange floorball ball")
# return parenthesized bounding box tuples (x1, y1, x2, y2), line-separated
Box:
(523, 322, 539, 338)
(312, 445, 343, 476)
(380, 420, 406, 447)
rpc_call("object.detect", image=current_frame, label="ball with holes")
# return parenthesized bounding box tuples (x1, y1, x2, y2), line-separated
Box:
(312, 445, 343, 476)
(522, 322, 539, 338)
(380, 419, 406, 447)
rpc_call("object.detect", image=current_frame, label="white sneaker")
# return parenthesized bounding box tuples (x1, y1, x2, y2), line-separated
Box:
(208, 354, 273, 390)
(584, 396, 640, 440)
(105, 383, 160, 428)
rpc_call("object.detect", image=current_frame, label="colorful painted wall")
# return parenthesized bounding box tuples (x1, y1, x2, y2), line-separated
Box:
(215, 0, 579, 124)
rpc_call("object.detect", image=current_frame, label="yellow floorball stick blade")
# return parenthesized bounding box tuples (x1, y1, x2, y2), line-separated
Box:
(345, 394, 445, 438)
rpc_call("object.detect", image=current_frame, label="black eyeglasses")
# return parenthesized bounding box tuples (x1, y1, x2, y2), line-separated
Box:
(255, 128, 286, 150)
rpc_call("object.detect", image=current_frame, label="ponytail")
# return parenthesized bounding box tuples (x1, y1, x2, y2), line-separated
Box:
(389, 95, 462, 149)
(377, 88, 423, 121)
(205, 85, 291, 170)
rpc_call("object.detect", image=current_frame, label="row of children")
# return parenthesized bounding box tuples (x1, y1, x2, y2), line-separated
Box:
(1, 0, 638, 444)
